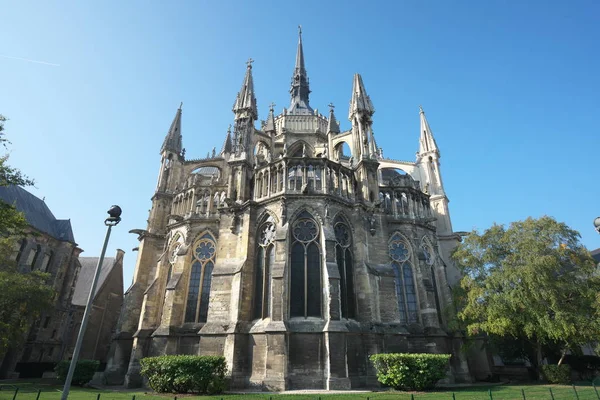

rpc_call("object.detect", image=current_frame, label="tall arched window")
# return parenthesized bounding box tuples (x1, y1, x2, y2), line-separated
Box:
(290, 211, 321, 318)
(334, 219, 355, 319)
(185, 232, 216, 323)
(254, 218, 276, 319)
(389, 233, 418, 324)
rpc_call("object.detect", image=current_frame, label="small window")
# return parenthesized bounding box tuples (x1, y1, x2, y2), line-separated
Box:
(51, 329, 56, 339)
(48, 347, 54, 356)
(43, 316, 51, 329)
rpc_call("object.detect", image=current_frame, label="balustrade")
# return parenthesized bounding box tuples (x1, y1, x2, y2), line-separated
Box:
(379, 188, 433, 220)
(252, 157, 356, 201)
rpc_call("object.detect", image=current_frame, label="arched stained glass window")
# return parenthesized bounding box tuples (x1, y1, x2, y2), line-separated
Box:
(290, 211, 321, 318)
(184, 232, 217, 323)
(254, 218, 276, 319)
(389, 233, 418, 324)
(334, 219, 355, 319)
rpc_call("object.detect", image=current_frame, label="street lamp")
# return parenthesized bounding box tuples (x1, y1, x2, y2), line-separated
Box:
(594, 217, 600, 235)
(61, 206, 122, 400)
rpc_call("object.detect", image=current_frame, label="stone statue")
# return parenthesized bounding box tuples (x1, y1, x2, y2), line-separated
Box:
(212, 147, 216, 158)
(302, 143, 307, 157)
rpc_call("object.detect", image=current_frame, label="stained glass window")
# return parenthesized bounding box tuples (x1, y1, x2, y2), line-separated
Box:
(184, 232, 217, 323)
(290, 211, 321, 318)
(389, 233, 419, 324)
(254, 220, 275, 319)
(334, 220, 355, 319)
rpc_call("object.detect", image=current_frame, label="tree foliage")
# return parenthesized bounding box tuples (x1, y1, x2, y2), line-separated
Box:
(452, 216, 600, 368)
(0, 115, 53, 354)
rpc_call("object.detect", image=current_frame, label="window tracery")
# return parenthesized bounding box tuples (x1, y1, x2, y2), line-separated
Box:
(184, 232, 216, 323)
(290, 211, 321, 318)
(254, 218, 275, 319)
(334, 219, 355, 318)
(389, 233, 418, 324)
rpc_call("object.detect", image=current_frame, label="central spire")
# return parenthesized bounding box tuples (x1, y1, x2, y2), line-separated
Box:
(288, 25, 313, 115)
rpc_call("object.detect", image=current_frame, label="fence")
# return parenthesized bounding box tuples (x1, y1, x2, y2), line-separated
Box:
(1, 385, 599, 400)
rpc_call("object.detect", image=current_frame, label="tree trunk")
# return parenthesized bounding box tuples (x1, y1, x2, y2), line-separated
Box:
(557, 348, 567, 366)
(535, 340, 544, 381)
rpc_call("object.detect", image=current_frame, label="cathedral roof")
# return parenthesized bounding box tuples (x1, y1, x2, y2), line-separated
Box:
(0, 185, 76, 243)
(72, 256, 117, 306)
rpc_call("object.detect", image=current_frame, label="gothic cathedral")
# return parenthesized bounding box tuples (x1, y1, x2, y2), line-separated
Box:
(104, 30, 480, 390)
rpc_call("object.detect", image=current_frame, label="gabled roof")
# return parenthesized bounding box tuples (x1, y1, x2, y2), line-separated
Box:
(0, 185, 76, 243)
(591, 248, 600, 263)
(72, 257, 116, 306)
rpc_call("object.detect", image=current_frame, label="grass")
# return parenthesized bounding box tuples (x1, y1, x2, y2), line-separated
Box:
(0, 382, 599, 400)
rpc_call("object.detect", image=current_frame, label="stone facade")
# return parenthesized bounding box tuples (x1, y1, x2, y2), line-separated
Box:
(0, 186, 82, 378)
(67, 251, 125, 365)
(105, 30, 488, 389)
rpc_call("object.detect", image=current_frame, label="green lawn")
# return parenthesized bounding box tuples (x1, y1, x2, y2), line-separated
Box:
(0, 383, 599, 400)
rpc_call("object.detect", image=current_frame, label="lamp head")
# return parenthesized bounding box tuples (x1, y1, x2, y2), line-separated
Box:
(594, 216, 600, 233)
(105, 205, 122, 226)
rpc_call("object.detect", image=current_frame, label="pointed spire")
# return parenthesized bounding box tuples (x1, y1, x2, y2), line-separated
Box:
(264, 102, 276, 132)
(327, 103, 340, 133)
(233, 58, 258, 120)
(288, 26, 313, 115)
(418, 106, 439, 155)
(161, 103, 183, 154)
(221, 125, 233, 155)
(348, 74, 375, 120)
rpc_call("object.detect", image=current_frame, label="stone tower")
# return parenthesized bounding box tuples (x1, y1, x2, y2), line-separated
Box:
(104, 28, 483, 389)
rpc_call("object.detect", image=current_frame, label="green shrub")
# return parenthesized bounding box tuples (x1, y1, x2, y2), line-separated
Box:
(54, 359, 99, 386)
(370, 353, 451, 390)
(140, 355, 227, 394)
(541, 364, 571, 384)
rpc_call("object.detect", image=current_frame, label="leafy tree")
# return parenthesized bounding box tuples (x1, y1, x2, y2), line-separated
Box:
(0, 115, 53, 354)
(452, 216, 600, 375)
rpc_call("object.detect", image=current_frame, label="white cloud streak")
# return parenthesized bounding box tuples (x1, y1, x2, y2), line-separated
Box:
(0, 55, 60, 67)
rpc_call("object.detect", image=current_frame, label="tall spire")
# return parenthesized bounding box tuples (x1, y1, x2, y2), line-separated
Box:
(418, 106, 439, 155)
(288, 26, 313, 115)
(221, 125, 233, 155)
(233, 59, 258, 120)
(327, 103, 340, 133)
(161, 103, 183, 154)
(264, 102, 276, 133)
(348, 74, 375, 120)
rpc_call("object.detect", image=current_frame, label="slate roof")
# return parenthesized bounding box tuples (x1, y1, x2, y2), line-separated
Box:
(72, 257, 116, 306)
(0, 185, 76, 243)
(591, 248, 600, 263)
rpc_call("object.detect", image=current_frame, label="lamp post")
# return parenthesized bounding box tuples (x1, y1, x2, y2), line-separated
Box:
(61, 206, 122, 400)
(594, 217, 600, 235)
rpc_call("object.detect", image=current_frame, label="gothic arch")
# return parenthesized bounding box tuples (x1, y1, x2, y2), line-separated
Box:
(289, 210, 322, 318)
(388, 231, 419, 324)
(287, 140, 314, 157)
(184, 230, 217, 323)
(288, 205, 324, 228)
(330, 211, 356, 236)
(333, 214, 356, 319)
(257, 209, 280, 226)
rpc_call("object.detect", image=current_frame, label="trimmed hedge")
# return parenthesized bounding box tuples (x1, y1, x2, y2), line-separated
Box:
(370, 353, 451, 390)
(541, 364, 571, 384)
(140, 355, 227, 394)
(55, 359, 99, 386)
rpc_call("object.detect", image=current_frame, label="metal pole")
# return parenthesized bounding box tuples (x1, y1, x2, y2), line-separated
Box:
(61, 223, 114, 400)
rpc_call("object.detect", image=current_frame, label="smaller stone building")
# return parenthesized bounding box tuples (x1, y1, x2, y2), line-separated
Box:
(67, 251, 124, 367)
(0, 185, 82, 378)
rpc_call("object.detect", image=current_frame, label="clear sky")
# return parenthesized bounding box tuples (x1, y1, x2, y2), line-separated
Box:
(1, 0, 599, 286)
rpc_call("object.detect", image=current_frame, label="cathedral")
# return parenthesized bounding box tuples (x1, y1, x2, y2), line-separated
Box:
(104, 29, 485, 389)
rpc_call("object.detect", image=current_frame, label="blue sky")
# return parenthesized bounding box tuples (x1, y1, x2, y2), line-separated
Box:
(1, 0, 599, 286)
